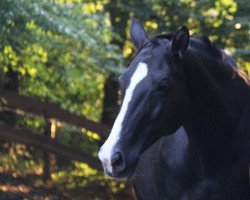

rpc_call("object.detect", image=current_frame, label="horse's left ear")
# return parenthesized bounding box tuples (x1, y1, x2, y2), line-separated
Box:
(130, 18, 148, 49)
(171, 26, 189, 58)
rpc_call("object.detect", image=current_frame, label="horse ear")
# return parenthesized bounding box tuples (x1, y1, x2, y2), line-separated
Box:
(130, 18, 148, 49)
(171, 26, 189, 58)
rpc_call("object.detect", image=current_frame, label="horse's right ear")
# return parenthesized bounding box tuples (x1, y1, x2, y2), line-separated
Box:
(171, 26, 189, 58)
(130, 18, 148, 50)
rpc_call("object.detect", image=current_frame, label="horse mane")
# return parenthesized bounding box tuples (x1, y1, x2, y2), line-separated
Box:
(235, 70, 250, 86)
(187, 42, 250, 86)
(150, 32, 173, 41)
(187, 48, 235, 80)
(188, 36, 250, 85)
(135, 32, 250, 86)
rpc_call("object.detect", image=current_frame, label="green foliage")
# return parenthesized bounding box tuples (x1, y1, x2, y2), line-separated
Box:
(0, 0, 125, 198)
(0, 0, 123, 121)
(0, 145, 129, 199)
(107, 0, 250, 74)
(0, 144, 43, 175)
(51, 161, 125, 191)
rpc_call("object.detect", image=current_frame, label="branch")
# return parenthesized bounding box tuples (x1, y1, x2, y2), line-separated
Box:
(0, 123, 102, 170)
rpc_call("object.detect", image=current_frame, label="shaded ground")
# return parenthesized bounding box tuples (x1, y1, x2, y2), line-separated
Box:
(0, 174, 68, 200)
(0, 173, 134, 200)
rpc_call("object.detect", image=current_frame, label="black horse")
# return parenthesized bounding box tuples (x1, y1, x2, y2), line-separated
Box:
(99, 18, 250, 199)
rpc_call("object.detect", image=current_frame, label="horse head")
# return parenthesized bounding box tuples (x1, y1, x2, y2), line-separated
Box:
(99, 18, 190, 179)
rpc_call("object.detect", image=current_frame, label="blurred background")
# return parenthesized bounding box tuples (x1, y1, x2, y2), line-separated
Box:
(0, 0, 249, 199)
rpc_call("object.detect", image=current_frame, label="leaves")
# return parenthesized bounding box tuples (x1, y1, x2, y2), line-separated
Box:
(106, 0, 249, 73)
(0, 0, 124, 121)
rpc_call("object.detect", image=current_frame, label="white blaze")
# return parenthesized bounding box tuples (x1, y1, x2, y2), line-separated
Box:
(99, 62, 148, 172)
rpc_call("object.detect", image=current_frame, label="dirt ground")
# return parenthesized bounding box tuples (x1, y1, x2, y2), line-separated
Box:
(0, 173, 68, 200)
(0, 174, 133, 200)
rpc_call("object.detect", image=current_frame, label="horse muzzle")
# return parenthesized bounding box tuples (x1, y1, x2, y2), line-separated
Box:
(99, 147, 137, 179)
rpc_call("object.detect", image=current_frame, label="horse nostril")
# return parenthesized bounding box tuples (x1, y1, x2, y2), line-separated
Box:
(111, 152, 122, 166)
(110, 152, 125, 173)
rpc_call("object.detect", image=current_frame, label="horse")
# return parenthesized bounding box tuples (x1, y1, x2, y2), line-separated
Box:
(98, 18, 250, 199)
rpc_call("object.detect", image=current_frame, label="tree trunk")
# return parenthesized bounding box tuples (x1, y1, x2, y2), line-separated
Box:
(0, 66, 18, 150)
(42, 119, 52, 183)
(1, 66, 18, 123)
(101, 75, 119, 126)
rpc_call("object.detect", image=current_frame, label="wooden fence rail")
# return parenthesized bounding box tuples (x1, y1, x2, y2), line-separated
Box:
(0, 89, 110, 138)
(0, 123, 102, 170)
(0, 88, 109, 180)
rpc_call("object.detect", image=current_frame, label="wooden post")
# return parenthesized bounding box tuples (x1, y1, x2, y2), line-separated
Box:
(42, 119, 57, 183)
(50, 119, 58, 174)
(42, 119, 52, 183)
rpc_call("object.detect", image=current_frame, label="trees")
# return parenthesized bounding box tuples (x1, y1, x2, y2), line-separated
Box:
(0, 0, 123, 121)
(104, 0, 250, 73)
(0, 0, 125, 198)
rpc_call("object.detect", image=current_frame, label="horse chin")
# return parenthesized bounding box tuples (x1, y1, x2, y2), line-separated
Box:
(116, 167, 137, 180)
(107, 160, 138, 181)
(106, 171, 132, 181)
(111, 174, 131, 182)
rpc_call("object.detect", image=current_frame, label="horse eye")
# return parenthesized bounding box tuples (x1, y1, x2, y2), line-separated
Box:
(157, 80, 172, 92)
(157, 84, 167, 91)
(157, 83, 170, 92)
(144, 42, 152, 47)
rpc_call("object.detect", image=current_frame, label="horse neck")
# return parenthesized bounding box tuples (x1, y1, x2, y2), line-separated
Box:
(183, 52, 236, 127)
(181, 52, 238, 166)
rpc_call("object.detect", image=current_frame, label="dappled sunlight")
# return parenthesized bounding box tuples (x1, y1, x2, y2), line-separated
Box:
(0, 146, 43, 176)
(0, 184, 32, 193)
(0, 140, 130, 199)
(51, 161, 129, 197)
